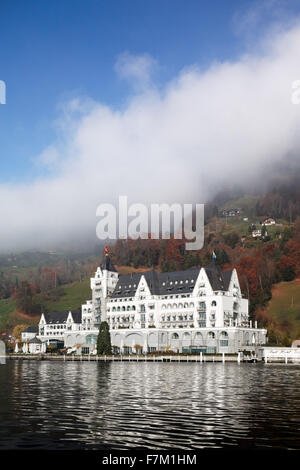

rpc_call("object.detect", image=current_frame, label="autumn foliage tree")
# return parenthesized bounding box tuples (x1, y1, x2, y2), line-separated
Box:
(13, 324, 28, 342)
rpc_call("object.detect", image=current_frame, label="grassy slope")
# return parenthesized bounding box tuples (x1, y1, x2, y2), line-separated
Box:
(264, 278, 300, 339)
(39, 278, 91, 312)
(0, 298, 17, 331)
(0, 279, 92, 331)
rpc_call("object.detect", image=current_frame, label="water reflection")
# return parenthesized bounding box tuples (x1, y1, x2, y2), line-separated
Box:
(0, 361, 300, 449)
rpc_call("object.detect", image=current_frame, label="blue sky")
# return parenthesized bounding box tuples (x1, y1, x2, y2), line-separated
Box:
(0, 0, 286, 182)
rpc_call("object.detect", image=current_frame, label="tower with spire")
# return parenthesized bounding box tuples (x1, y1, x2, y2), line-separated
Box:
(89, 246, 119, 327)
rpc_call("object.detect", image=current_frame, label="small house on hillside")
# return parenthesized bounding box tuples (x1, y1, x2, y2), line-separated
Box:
(222, 208, 241, 217)
(262, 218, 276, 226)
(252, 229, 269, 238)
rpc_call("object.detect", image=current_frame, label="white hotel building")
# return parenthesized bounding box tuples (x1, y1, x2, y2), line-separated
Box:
(34, 253, 267, 355)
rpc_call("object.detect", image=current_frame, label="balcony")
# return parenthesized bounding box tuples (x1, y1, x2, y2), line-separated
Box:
(198, 307, 206, 313)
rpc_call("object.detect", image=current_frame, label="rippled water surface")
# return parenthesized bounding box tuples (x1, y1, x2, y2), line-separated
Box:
(0, 361, 300, 449)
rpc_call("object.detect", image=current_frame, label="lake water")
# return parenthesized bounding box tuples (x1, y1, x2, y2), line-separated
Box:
(0, 361, 300, 450)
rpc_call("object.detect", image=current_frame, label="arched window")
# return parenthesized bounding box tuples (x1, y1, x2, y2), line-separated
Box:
(211, 301, 217, 307)
(86, 334, 98, 345)
(220, 331, 229, 347)
(208, 331, 215, 339)
(171, 333, 179, 339)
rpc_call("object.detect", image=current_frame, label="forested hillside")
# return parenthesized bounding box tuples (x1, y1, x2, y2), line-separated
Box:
(0, 183, 299, 346)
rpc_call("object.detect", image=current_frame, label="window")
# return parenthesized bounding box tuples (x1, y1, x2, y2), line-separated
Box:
(86, 334, 98, 345)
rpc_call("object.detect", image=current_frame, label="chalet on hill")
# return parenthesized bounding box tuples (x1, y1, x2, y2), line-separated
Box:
(221, 208, 241, 217)
(262, 218, 276, 226)
(252, 229, 268, 238)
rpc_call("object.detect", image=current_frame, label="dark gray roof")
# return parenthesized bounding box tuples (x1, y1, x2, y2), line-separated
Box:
(111, 268, 200, 298)
(28, 336, 42, 344)
(204, 260, 232, 291)
(101, 254, 117, 272)
(70, 308, 82, 323)
(111, 262, 233, 298)
(44, 308, 82, 324)
(23, 326, 38, 333)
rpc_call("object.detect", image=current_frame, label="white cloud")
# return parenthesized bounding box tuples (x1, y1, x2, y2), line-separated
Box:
(232, 0, 295, 37)
(1, 23, 300, 252)
(33, 146, 60, 169)
(114, 52, 157, 90)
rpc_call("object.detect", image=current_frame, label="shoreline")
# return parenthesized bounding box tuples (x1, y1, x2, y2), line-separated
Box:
(2, 353, 259, 363)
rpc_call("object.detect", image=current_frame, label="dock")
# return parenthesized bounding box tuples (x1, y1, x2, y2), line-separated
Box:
(4, 353, 256, 363)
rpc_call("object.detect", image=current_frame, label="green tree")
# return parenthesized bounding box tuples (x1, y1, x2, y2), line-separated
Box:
(267, 326, 280, 345)
(97, 321, 112, 355)
(280, 334, 291, 347)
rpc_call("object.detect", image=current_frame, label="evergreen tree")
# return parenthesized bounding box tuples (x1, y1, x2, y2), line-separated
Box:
(267, 326, 279, 345)
(97, 321, 112, 355)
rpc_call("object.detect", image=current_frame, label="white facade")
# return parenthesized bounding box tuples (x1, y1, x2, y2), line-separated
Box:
(259, 347, 300, 363)
(24, 254, 267, 355)
(36, 254, 266, 355)
(21, 327, 38, 343)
